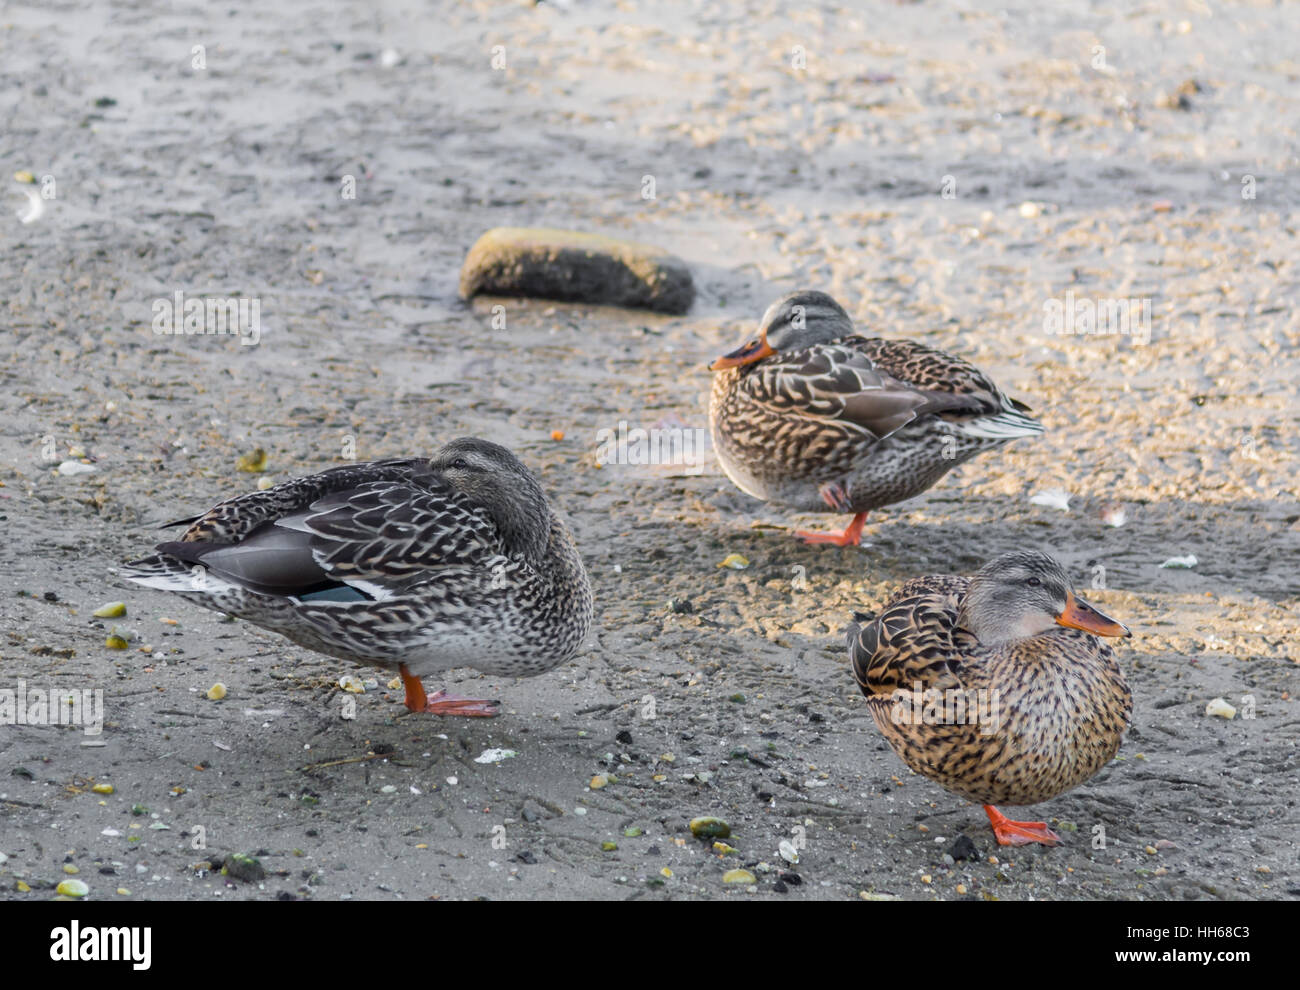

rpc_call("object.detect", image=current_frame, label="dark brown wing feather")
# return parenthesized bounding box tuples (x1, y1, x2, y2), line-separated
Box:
(739, 338, 988, 442)
(152, 459, 505, 599)
(847, 576, 976, 699)
(854, 338, 1018, 413)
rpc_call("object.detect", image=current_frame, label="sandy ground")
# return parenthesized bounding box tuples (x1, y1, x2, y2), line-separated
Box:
(1, 0, 1297, 902)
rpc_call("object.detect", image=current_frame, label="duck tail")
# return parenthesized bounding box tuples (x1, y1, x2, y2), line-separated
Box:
(118, 554, 228, 593)
(952, 404, 1044, 441)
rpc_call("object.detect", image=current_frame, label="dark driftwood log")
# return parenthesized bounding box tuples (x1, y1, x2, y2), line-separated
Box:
(458, 227, 695, 315)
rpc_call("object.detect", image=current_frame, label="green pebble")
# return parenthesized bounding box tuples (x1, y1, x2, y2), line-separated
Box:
(689, 816, 731, 839)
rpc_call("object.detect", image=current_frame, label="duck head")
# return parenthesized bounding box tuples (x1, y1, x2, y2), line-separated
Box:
(709, 290, 855, 370)
(431, 437, 550, 560)
(957, 550, 1130, 645)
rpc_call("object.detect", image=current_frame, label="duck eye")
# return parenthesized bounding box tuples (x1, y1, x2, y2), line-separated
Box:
(451, 457, 469, 470)
(1026, 577, 1041, 587)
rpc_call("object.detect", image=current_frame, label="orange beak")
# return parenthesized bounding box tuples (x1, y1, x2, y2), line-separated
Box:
(709, 335, 775, 370)
(1056, 590, 1130, 638)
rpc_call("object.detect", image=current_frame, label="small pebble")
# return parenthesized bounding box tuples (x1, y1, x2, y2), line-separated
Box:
(947, 835, 979, 861)
(223, 852, 265, 883)
(338, 675, 365, 694)
(91, 783, 114, 795)
(474, 748, 518, 764)
(56, 879, 89, 898)
(1100, 504, 1127, 527)
(105, 634, 129, 650)
(206, 683, 227, 701)
(689, 816, 731, 839)
(601, 841, 618, 852)
(722, 869, 755, 884)
(93, 602, 126, 618)
(1205, 697, 1236, 719)
(590, 775, 609, 790)
(717, 553, 749, 570)
(63, 864, 80, 875)
(235, 448, 268, 473)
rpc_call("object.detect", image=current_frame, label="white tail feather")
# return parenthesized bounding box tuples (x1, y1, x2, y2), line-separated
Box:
(951, 409, 1045, 440)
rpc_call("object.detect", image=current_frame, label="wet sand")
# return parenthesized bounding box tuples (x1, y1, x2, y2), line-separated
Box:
(0, 0, 1297, 900)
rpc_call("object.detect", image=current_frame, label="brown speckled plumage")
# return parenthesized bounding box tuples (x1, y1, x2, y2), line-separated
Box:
(122, 439, 592, 686)
(847, 555, 1132, 813)
(709, 291, 1043, 517)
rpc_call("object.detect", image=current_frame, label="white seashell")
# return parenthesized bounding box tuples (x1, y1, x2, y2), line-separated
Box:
(1029, 489, 1070, 512)
(474, 748, 518, 764)
(1204, 697, 1236, 719)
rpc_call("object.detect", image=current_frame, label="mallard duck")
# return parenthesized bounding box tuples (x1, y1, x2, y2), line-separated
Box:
(847, 551, 1131, 845)
(709, 290, 1044, 545)
(121, 438, 593, 717)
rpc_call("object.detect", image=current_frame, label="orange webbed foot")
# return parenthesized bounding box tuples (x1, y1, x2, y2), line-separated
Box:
(399, 664, 500, 717)
(795, 512, 868, 547)
(983, 805, 1062, 847)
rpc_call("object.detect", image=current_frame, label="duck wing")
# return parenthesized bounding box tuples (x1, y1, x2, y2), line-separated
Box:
(854, 337, 1043, 438)
(846, 576, 976, 701)
(127, 459, 507, 602)
(737, 338, 988, 442)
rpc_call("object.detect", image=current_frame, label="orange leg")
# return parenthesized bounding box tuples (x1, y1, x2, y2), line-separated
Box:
(398, 663, 499, 718)
(796, 512, 869, 547)
(983, 804, 1061, 847)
